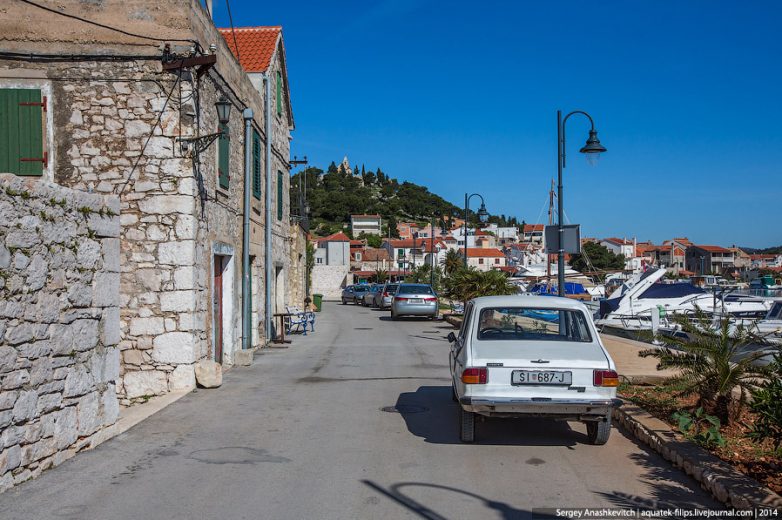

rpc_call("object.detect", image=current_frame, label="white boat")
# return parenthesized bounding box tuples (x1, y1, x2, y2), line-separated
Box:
(596, 268, 772, 335)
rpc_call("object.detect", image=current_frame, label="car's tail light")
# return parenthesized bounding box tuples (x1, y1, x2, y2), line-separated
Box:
(423, 297, 437, 302)
(593, 370, 619, 387)
(462, 367, 488, 384)
(383, 292, 389, 297)
(394, 296, 408, 302)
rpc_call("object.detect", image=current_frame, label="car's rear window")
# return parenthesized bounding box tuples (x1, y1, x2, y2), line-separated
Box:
(476, 307, 592, 342)
(354, 286, 369, 292)
(385, 284, 399, 293)
(398, 284, 433, 295)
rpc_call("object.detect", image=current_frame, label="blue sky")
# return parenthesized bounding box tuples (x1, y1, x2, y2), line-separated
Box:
(213, 1, 782, 248)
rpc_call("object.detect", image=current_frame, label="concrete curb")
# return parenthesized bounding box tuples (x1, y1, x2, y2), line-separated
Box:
(612, 400, 782, 510)
(444, 315, 463, 328)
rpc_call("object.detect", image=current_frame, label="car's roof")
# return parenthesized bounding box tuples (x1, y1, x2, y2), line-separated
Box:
(469, 295, 590, 312)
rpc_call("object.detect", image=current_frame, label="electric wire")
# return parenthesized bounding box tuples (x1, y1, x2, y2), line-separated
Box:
(15, 0, 197, 45)
(118, 75, 180, 194)
(225, 0, 241, 65)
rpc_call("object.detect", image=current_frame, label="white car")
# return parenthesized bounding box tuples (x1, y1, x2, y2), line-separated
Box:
(448, 295, 621, 445)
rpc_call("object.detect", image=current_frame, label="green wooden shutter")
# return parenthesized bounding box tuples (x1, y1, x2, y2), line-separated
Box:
(277, 171, 283, 220)
(218, 122, 229, 189)
(252, 130, 261, 200)
(276, 71, 282, 117)
(0, 88, 44, 176)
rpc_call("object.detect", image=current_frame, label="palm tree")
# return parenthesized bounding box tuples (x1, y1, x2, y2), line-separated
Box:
(442, 249, 462, 276)
(443, 268, 517, 303)
(639, 308, 773, 424)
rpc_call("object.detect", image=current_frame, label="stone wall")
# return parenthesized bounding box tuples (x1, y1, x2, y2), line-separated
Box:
(311, 265, 351, 300)
(0, 175, 120, 493)
(287, 225, 307, 309)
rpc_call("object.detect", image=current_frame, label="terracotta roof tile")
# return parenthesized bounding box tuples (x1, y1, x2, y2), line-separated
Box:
(459, 248, 506, 258)
(217, 26, 281, 73)
(318, 232, 350, 243)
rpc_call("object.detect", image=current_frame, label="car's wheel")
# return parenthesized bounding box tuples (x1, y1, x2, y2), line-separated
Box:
(451, 384, 458, 403)
(460, 408, 476, 443)
(341, 299, 347, 305)
(586, 417, 612, 445)
(391, 310, 398, 320)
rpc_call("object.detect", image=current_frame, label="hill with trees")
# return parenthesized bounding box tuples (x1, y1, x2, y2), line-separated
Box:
(291, 161, 521, 237)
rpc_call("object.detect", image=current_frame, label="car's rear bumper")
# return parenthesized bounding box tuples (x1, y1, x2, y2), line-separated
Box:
(392, 303, 438, 316)
(459, 396, 622, 419)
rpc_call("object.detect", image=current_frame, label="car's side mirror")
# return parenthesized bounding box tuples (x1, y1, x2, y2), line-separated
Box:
(447, 332, 456, 343)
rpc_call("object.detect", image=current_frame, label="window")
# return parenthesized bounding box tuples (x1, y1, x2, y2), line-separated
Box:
(217, 122, 229, 189)
(355, 253, 362, 261)
(0, 88, 45, 176)
(478, 258, 484, 264)
(252, 129, 261, 199)
(316, 258, 323, 264)
(276, 71, 283, 117)
(276, 171, 283, 220)
(476, 307, 592, 342)
(495, 258, 500, 264)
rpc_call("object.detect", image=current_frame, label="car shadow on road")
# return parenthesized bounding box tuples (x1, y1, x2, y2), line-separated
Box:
(395, 386, 582, 447)
(379, 316, 434, 322)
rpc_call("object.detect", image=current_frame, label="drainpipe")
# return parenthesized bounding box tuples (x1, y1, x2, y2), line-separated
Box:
(263, 73, 273, 342)
(241, 107, 253, 351)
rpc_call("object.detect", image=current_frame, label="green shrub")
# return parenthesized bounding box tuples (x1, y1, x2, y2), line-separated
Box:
(748, 353, 782, 450)
(672, 407, 726, 448)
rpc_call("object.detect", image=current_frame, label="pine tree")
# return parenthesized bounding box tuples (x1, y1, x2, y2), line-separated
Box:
(328, 161, 338, 174)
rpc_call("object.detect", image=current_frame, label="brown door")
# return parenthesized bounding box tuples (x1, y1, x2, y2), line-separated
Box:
(214, 256, 223, 363)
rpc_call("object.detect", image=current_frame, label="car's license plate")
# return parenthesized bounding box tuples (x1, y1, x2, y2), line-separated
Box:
(511, 370, 572, 385)
(408, 298, 423, 304)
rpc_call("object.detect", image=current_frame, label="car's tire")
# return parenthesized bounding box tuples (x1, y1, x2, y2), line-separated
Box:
(586, 417, 612, 445)
(341, 299, 347, 305)
(451, 385, 458, 403)
(391, 310, 398, 320)
(460, 408, 476, 443)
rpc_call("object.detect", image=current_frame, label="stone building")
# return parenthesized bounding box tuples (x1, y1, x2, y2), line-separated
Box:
(0, 0, 295, 403)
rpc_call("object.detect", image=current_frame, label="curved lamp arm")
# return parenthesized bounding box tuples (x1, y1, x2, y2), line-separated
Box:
(560, 110, 596, 169)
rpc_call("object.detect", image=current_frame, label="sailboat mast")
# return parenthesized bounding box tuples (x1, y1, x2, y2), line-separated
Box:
(547, 179, 554, 287)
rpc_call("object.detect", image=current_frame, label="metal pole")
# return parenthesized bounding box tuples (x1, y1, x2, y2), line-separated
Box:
(557, 110, 566, 297)
(430, 214, 435, 287)
(463, 193, 468, 268)
(263, 73, 273, 343)
(241, 107, 254, 350)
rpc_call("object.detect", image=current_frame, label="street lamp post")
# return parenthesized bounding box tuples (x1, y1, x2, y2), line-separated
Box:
(464, 193, 489, 269)
(556, 110, 607, 296)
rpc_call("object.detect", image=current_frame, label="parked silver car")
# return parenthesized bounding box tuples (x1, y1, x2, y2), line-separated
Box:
(341, 285, 370, 305)
(391, 284, 438, 320)
(362, 284, 382, 307)
(374, 283, 399, 309)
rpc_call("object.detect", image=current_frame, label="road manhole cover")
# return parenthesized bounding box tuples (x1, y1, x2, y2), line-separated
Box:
(354, 327, 373, 330)
(381, 405, 428, 414)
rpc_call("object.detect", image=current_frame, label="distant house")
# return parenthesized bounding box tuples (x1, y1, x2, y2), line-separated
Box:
(459, 248, 507, 272)
(600, 237, 642, 272)
(505, 243, 546, 267)
(313, 232, 351, 266)
(484, 223, 519, 245)
(522, 224, 545, 245)
(351, 247, 392, 272)
(350, 214, 382, 236)
(397, 222, 419, 240)
(749, 254, 782, 269)
(685, 245, 735, 275)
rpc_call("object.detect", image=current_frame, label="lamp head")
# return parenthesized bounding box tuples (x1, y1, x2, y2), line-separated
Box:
(579, 129, 606, 154)
(215, 96, 231, 125)
(477, 203, 489, 223)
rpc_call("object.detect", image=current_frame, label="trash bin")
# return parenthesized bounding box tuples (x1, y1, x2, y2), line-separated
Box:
(313, 294, 323, 312)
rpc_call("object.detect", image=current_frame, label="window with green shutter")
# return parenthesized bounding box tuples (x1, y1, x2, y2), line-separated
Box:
(252, 130, 261, 200)
(276, 71, 282, 117)
(0, 88, 46, 176)
(217, 122, 229, 189)
(277, 170, 283, 221)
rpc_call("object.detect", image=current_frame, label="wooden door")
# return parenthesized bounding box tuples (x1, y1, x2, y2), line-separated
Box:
(214, 256, 223, 363)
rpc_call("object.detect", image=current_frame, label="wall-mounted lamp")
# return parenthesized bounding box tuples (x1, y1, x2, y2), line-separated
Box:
(178, 96, 232, 155)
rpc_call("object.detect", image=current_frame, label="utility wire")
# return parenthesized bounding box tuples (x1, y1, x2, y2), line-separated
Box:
(225, 0, 241, 65)
(16, 0, 197, 45)
(118, 76, 180, 194)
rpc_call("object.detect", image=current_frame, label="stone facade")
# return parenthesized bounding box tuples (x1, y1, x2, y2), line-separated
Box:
(0, 175, 120, 493)
(287, 225, 308, 309)
(1, 0, 295, 404)
(311, 265, 351, 299)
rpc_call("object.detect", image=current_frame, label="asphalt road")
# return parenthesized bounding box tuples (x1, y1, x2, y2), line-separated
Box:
(0, 302, 719, 519)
